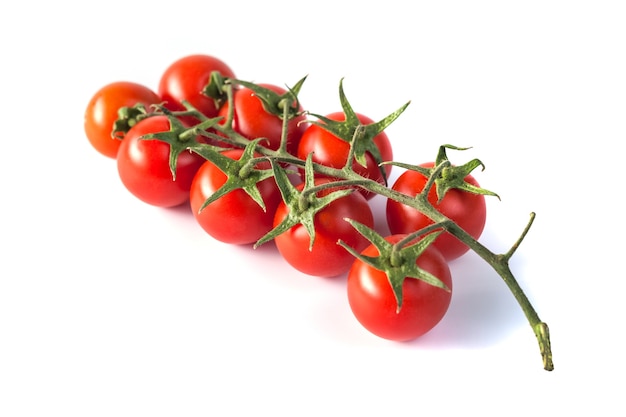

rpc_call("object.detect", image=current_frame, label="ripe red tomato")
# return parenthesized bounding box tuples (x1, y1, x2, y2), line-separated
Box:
(117, 115, 205, 208)
(273, 179, 375, 277)
(158, 54, 235, 119)
(296, 112, 393, 199)
(347, 234, 452, 341)
(386, 162, 487, 261)
(84, 81, 160, 158)
(189, 149, 282, 245)
(217, 83, 307, 154)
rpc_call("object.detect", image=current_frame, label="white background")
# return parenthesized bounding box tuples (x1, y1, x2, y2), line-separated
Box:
(1, 1, 625, 415)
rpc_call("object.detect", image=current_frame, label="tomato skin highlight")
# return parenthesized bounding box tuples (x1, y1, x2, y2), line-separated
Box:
(116, 116, 205, 208)
(218, 84, 307, 154)
(84, 81, 160, 159)
(189, 149, 282, 245)
(386, 162, 487, 261)
(158, 54, 235, 119)
(296, 112, 393, 199)
(273, 180, 375, 278)
(347, 235, 452, 342)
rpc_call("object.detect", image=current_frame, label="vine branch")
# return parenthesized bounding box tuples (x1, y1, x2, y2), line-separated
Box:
(133, 76, 553, 371)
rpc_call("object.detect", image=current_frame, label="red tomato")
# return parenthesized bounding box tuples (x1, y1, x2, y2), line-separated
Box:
(84, 81, 160, 158)
(117, 115, 205, 208)
(189, 149, 282, 245)
(158, 54, 235, 119)
(217, 83, 307, 154)
(386, 162, 487, 261)
(273, 179, 375, 277)
(347, 235, 452, 341)
(296, 112, 393, 199)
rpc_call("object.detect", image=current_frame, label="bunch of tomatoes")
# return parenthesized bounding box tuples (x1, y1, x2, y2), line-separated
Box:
(84, 54, 499, 344)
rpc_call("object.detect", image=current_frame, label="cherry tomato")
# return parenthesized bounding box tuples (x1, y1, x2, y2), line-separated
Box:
(386, 162, 487, 261)
(347, 234, 452, 341)
(84, 81, 160, 158)
(217, 84, 307, 154)
(158, 54, 235, 119)
(117, 115, 205, 208)
(189, 149, 282, 245)
(273, 179, 375, 277)
(296, 112, 393, 199)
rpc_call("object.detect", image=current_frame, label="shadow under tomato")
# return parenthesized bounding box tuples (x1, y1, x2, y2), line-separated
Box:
(164, 200, 194, 216)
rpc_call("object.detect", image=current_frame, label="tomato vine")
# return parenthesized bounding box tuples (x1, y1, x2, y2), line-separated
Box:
(90, 63, 554, 371)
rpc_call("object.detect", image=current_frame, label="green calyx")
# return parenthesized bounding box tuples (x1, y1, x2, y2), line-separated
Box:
(188, 138, 276, 213)
(228, 76, 308, 121)
(254, 153, 354, 250)
(112, 103, 152, 140)
(307, 79, 409, 184)
(200, 71, 230, 111)
(139, 114, 219, 180)
(339, 219, 450, 313)
(386, 144, 501, 203)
